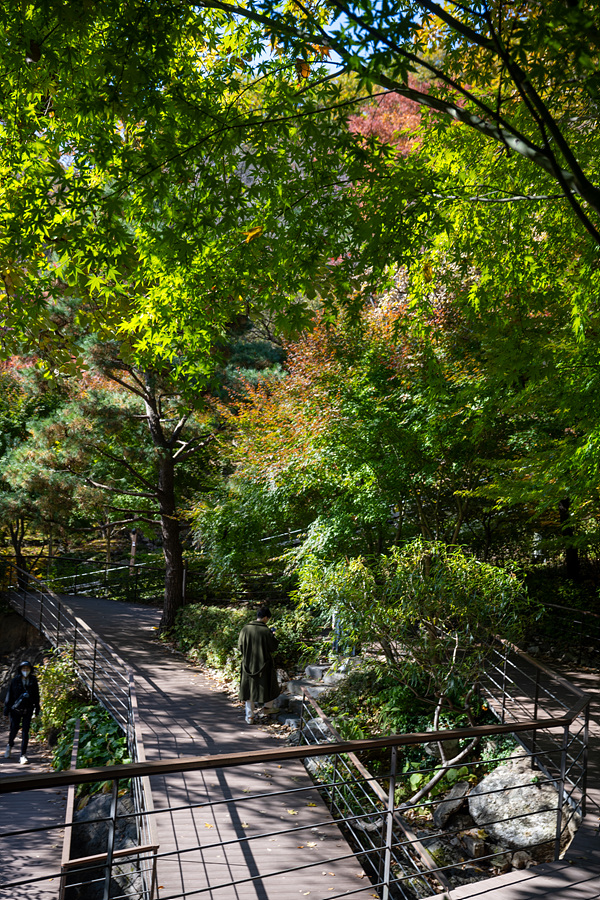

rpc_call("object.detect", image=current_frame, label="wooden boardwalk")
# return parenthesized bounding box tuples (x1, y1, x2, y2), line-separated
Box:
(3, 590, 600, 900)
(63, 595, 376, 900)
(0, 750, 67, 899)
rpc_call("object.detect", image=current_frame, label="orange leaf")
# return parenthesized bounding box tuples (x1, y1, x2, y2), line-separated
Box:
(295, 58, 310, 78)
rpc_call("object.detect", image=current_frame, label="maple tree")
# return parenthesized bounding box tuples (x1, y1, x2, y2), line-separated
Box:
(225, 0, 600, 245)
(195, 299, 533, 574)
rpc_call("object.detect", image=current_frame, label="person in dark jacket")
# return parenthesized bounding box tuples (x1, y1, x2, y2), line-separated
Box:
(3, 660, 41, 764)
(238, 607, 279, 724)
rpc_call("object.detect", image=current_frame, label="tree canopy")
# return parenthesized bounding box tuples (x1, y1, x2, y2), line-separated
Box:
(222, 0, 600, 244)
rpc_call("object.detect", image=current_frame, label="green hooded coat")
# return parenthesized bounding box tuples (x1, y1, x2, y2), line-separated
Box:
(238, 620, 279, 705)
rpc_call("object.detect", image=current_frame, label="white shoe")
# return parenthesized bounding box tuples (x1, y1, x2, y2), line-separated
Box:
(3, 745, 11, 759)
(19, 755, 28, 765)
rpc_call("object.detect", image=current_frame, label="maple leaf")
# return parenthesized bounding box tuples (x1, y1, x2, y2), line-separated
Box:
(242, 226, 264, 243)
(295, 58, 310, 78)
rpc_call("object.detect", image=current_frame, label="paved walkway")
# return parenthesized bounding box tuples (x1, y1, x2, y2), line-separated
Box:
(0, 746, 67, 899)
(62, 595, 375, 900)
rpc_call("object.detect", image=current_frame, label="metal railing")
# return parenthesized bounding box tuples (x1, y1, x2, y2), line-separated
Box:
(0, 562, 592, 899)
(480, 638, 592, 817)
(0, 698, 589, 900)
(2, 563, 158, 899)
(295, 672, 588, 898)
(46, 560, 169, 605)
(534, 601, 600, 665)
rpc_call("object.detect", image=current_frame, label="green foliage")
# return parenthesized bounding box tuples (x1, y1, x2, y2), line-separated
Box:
(53, 704, 132, 797)
(295, 539, 533, 722)
(173, 601, 324, 678)
(326, 669, 431, 741)
(480, 735, 518, 766)
(397, 762, 475, 807)
(175, 604, 252, 677)
(34, 649, 130, 796)
(35, 649, 89, 739)
(377, 684, 432, 736)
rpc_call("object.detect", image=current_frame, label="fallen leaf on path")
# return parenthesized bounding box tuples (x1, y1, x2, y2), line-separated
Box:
(306, 841, 317, 848)
(204, 823, 213, 828)
(241, 822, 249, 828)
(306, 802, 317, 807)
(287, 809, 298, 815)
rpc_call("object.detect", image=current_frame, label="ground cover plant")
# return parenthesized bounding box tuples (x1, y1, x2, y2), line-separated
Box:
(34, 649, 130, 796)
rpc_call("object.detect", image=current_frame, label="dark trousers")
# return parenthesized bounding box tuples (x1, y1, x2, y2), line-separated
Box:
(8, 710, 33, 755)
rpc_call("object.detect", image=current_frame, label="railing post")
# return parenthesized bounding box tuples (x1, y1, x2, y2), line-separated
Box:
(500, 647, 508, 724)
(582, 700, 590, 818)
(91, 640, 98, 697)
(103, 778, 119, 900)
(382, 745, 397, 900)
(531, 667, 540, 769)
(39, 590, 44, 633)
(73, 564, 78, 596)
(56, 601, 61, 646)
(73, 621, 78, 667)
(331, 754, 338, 816)
(554, 723, 569, 860)
(299, 690, 306, 737)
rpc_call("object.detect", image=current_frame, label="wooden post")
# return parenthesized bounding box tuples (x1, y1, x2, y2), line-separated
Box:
(129, 529, 138, 576)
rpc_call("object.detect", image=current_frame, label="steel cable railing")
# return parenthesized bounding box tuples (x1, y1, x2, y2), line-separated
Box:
(0, 562, 592, 899)
(1, 561, 158, 899)
(0, 702, 590, 900)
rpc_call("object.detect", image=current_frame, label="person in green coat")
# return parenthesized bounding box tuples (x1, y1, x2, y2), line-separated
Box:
(238, 606, 279, 724)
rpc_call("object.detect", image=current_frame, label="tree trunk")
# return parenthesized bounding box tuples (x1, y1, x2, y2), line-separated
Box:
(9, 517, 29, 590)
(157, 450, 184, 632)
(558, 497, 580, 581)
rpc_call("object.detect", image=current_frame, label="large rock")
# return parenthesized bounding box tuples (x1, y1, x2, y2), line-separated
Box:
(433, 782, 470, 829)
(67, 793, 142, 900)
(305, 664, 330, 681)
(286, 678, 330, 699)
(468, 757, 580, 852)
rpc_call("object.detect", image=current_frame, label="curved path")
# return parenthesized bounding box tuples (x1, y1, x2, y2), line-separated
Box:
(63, 595, 376, 900)
(64, 594, 600, 900)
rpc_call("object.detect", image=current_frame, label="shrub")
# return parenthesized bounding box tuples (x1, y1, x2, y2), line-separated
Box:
(34, 648, 130, 796)
(53, 704, 131, 796)
(35, 649, 89, 741)
(173, 602, 324, 679)
(294, 538, 534, 726)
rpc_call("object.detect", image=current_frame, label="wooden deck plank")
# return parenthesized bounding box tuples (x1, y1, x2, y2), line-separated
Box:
(64, 596, 379, 900)
(422, 860, 600, 899)
(0, 754, 67, 899)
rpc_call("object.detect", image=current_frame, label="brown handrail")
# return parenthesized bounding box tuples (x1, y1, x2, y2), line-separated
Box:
(61, 843, 160, 870)
(301, 688, 453, 892)
(0, 711, 582, 794)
